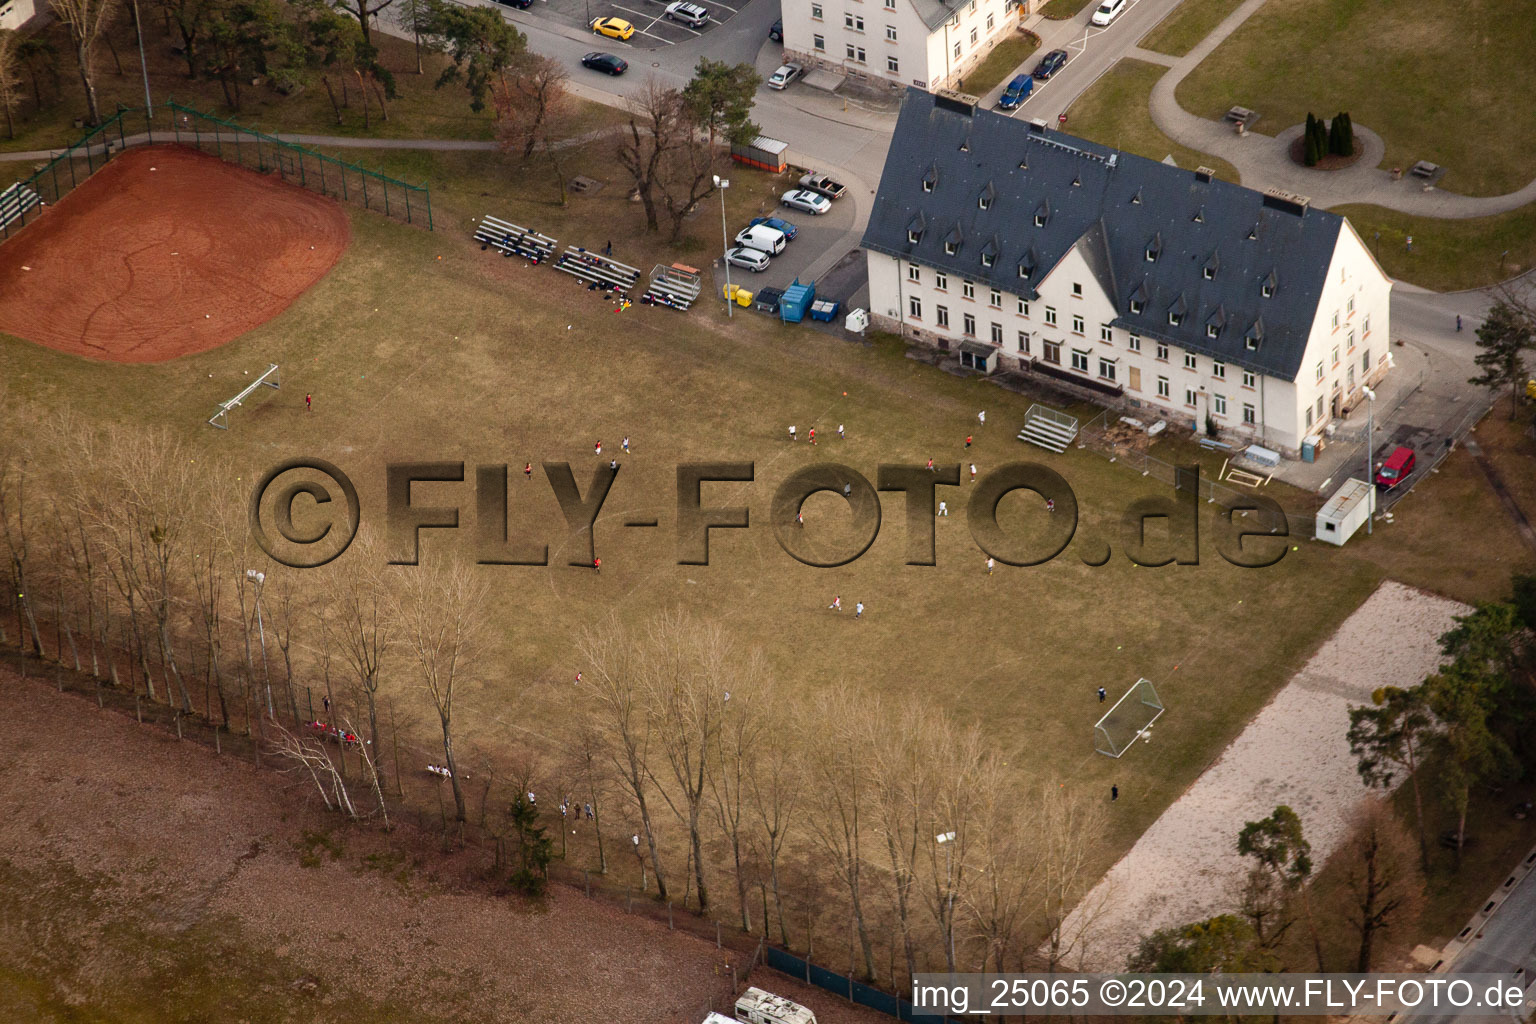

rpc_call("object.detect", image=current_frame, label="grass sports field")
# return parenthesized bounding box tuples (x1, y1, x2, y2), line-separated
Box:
(2, 127, 1531, 971)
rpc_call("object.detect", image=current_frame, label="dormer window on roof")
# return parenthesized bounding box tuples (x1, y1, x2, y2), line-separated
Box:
(1128, 280, 1149, 315)
(1245, 317, 1265, 350)
(1247, 222, 1259, 240)
(1071, 174, 1081, 188)
(959, 134, 970, 153)
(978, 181, 995, 210)
(943, 224, 963, 256)
(922, 164, 938, 193)
(1261, 270, 1277, 298)
(1167, 293, 1187, 327)
(1034, 198, 1050, 228)
(1206, 304, 1226, 339)
(1131, 187, 1143, 205)
(1145, 232, 1162, 262)
(1203, 251, 1220, 280)
(1017, 246, 1037, 280)
(1192, 205, 1204, 223)
(905, 211, 926, 246)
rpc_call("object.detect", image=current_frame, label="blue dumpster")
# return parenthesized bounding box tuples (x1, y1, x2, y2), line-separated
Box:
(780, 278, 815, 323)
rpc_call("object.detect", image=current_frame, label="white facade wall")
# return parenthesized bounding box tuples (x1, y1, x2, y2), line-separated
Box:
(0, 0, 37, 30)
(781, 0, 1022, 92)
(866, 225, 1392, 457)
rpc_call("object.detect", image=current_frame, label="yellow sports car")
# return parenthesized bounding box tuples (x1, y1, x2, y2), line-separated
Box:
(590, 17, 635, 40)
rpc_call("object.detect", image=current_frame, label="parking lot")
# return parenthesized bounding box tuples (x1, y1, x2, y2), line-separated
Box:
(717, 190, 858, 294)
(519, 0, 750, 47)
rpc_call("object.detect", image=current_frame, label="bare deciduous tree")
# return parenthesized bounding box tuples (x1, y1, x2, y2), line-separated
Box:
(0, 31, 23, 140)
(1037, 781, 1110, 971)
(393, 563, 490, 826)
(494, 54, 574, 206)
(49, 0, 118, 125)
(1343, 798, 1425, 972)
(271, 722, 358, 818)
(804, 683, 877, 980)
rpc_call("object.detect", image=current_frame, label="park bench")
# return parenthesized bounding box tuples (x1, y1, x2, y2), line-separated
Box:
(554, 245, 640, 294)
(1224, 106, 1256, 125)
(642, 262, 702, 310)
(473, 213, 558, 264)
(0, 182, 42, 231)
(1410, 161, 1440, 179)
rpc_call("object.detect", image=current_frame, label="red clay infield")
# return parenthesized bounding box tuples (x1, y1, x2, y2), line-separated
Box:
(0, 144, 350, 363)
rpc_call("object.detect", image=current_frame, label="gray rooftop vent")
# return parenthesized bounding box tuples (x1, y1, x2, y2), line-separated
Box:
(1262, 186, 1311, 215)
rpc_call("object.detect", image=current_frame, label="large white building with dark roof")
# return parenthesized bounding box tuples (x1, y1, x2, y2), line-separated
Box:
(780, 0, 1026, 93)
(861, 89, 1394, 457)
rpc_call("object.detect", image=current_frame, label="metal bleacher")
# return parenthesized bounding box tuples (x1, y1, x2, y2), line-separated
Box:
(473, 213, 558, 264)
(0, 182, 42, 231)
(1017, 403, 1080, 453)
(642, 263, 702, 310)
(554, 245, 640, 295)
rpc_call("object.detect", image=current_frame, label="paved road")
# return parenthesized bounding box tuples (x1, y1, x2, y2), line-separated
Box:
(1394, 850, 1536, 1024)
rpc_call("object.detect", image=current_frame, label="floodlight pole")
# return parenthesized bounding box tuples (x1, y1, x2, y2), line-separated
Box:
(714, 175, 733, 318)
(245, 569, 273, 717)
(937, 830, 957, 970)
(1362, 385, 1375, 535)
(130, 0, 153, 117)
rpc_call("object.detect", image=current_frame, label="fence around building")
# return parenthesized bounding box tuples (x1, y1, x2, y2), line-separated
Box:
(1, 103, 432, 241)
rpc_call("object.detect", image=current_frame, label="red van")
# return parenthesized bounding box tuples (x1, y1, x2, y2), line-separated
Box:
(1375, 446, 1416, 489)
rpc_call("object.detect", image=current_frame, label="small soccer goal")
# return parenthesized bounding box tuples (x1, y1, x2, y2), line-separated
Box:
(1094, 677, 1164, 757)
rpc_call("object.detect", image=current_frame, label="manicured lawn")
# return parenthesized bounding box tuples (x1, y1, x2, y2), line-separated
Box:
(1175, 0, 1536, 196)
(1137, 0, 1243, 57)
(963, 31, 1041, 97)
(1329, 202, 1536, 292)
(1063, 58, 1242, 183)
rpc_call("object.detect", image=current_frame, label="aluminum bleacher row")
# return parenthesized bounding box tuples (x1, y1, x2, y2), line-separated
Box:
(553, 245, 640, 294)
(641, 263, 702, 310)
(473, 213, 558, 263)
(0, 182, 42, 231)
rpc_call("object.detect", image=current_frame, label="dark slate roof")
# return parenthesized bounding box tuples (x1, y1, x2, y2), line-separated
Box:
(909, 0, 968, 33)
(860, 89, 1348, 383)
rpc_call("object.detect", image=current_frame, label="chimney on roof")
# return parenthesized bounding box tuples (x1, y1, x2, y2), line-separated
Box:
(1195, 166, 1216, 183)
(1262, 186, 1312, 216)
(934, 88, 978, 116)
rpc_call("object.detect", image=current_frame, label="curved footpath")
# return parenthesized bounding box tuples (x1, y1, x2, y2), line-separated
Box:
(1144, 0, 1536, 216)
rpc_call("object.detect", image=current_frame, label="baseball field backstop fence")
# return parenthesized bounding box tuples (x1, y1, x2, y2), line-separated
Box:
(1, 103, 432, 241)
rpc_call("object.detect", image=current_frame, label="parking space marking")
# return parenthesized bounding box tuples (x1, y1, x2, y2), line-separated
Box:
(607, 6, 677, 40)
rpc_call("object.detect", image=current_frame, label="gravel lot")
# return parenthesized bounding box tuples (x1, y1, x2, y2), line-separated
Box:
(1064, 581, 1471, 969)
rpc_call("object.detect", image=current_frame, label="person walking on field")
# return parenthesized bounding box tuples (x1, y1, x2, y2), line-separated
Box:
(524, 462, 533, 481)
(593, 556, 601, 574)
(965, 434, 972, 449)
(986, 557, 995, 575)
(622, 436, 631, 454)
(926, 457, 935, 472)
(837, 424, 845, 439)
(789, 425, 797, 442)
(1046, 498, 1055, 513)
(829, 595, 842, 611)
(937, 500, 948, 517)
(1098, 686, 1106, 703)
(1111, 784, 1119, 801)
(305, 393, 312, 412)
(978, 410, 986, 427)
(809, 427, 816, 445)
(796, 510, 804, 527)
(595, 440, 603, 455)
(855, 601, 864, 619)
(970, 463, 977, 482)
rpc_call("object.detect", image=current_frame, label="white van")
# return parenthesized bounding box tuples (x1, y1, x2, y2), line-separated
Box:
(733, 224, 787, 255)
(734, 987, 817, 1024)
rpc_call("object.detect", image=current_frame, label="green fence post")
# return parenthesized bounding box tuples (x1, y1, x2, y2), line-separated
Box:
(340, 164, 348, 201)
(319, 155, 327, 196)
(299, 150, 306, 188)
(214, 123, 222, 161)
(193, 118, 200, 153)
(383, 177, 390, 218)
(425, 188, 433, 231)
(117, 112, 126, 155)
(404, 187, 412, 225)
(67, 155, 75, 189)
(362, 173, 369, 211)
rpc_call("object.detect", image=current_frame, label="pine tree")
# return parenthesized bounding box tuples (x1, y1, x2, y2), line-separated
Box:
(1339, 112, 1354, 156)
(1304, 125, 1320, 166)
(1470, 301, 1536, 418)
(1328, 115, 1344, 156)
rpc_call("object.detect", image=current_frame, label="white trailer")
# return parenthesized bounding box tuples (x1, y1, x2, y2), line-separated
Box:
(734, 987, 817, 1024)
(1315, 477, 1376, 546)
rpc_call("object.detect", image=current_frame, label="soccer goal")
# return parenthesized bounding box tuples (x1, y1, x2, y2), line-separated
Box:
(1094, 677, 1164, 757)
(208, 363, 281, 429)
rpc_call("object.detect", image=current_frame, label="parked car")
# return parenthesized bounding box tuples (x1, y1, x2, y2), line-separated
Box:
(725, 247, 771, 273)
(780, 189, 832, 215)
(767, 63, 805, 90)
(580, 52, 628, 75)
(797, 172, 846, 199)
(1090, 0, 1127, 26)
(1032, 49, 1069, 79)
(1375, 446, 1416, 489)
(769, 17, 783, 41)
(491, 0, 533, 8)
(735, 224, 787, 255)
(748, 215, 797, 240)
(664, 1, 710, 27)
(590, 16, 635, 40)
(997, 73, 1034, 109)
